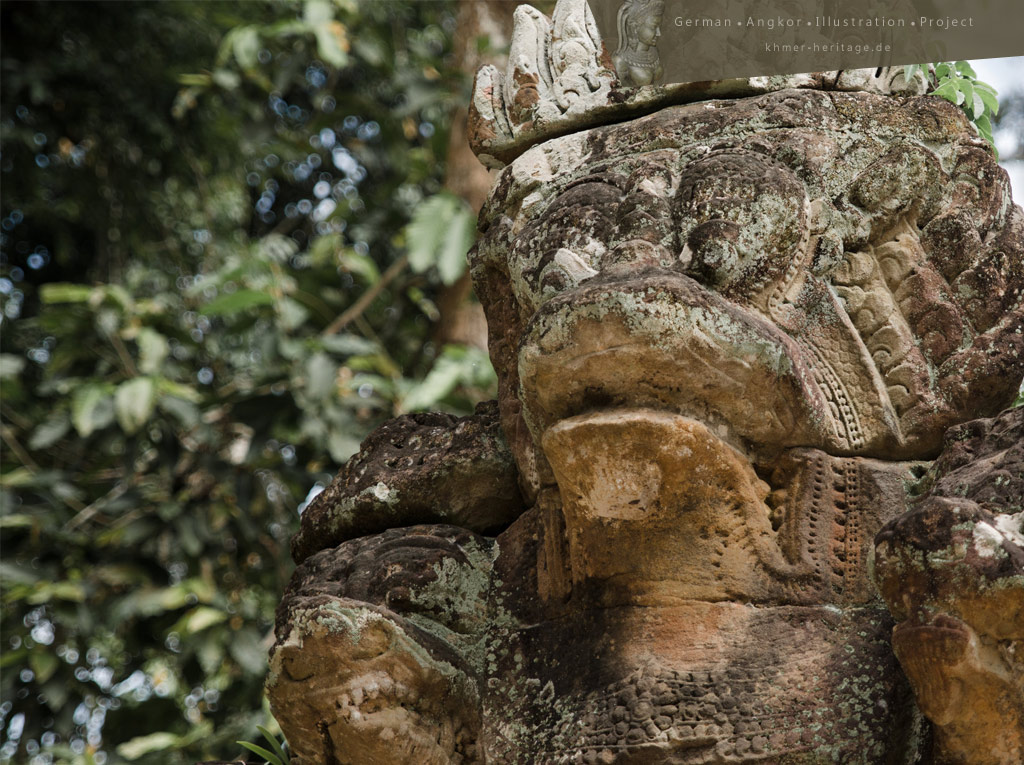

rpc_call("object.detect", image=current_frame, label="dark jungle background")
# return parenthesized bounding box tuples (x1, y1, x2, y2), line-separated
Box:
(1, 1, 1021, 763)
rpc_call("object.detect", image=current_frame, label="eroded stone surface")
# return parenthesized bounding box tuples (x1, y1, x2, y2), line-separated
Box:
(291, 400, 524, 563)
(270, 526, 494, 764)
(873, 408, 1024, 764)
(269, 1, 1023, 760)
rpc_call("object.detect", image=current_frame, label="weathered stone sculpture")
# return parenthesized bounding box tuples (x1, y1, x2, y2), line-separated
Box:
(268, 1, 1024, 762)
(873, 408, 1024, 764)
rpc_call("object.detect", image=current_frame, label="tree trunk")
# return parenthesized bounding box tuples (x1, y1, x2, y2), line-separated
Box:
(433, 0, 519, 350)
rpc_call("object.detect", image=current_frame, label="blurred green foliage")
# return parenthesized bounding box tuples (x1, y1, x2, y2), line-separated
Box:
(0, 1, 495, 762)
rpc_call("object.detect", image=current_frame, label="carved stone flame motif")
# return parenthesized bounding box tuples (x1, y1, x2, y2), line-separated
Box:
(268, 1, 1024, 762)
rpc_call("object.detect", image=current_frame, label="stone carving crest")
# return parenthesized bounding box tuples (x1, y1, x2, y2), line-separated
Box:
(468, 0, 928, 167)
(268, 1, 1023, 763)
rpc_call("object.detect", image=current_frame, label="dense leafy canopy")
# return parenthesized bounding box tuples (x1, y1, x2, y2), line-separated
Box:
(0, 1, 494, 762)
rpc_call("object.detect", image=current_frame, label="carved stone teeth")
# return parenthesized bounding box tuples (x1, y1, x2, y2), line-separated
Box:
(331, 674, 445, 724)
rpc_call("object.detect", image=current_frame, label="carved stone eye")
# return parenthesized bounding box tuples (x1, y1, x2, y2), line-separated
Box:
(539, 267, 568, 298)
(682, 219, 743, 288)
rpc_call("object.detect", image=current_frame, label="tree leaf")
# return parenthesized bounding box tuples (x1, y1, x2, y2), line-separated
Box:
(117, 732, 183, 760)
(177, 73, 212, 87)
(305, 352, 337, 401)
(0, 468, 35, 488)
(976, 85, 999, 116)
(137, 327, 170, 374)
(309, 232, 342, 265)
(327, 429, 361, 463)
(171, 605, 227, 635)
(971, 92, 985, 121)
(212, 68, 241, 90)
(155, 377, 202, 402)
(974, 113, 997, 157)
(955, 60, 976, 78)
(103, 284, 134, 312)
(197, 638, 225, 676)
(39, 283, 95, 303)
(279, 296, 310, 331)
(314, 25, 349, 68)
(0, 561, 38, 585)
(114, 377, 156, 435)
(0, 353, 26, 379)
(40, 678, 69, 715)
(232, 26, 261, 70)
(257, 725, 289, 765)
(158, 395, 200, 428)
(236, 741, 283, 765)
(112, 580, 214, 621)
(401, 354, 465, 412)
(320, 333, 377, 357)
(29, 650, 60, 683)
(959, 80, 975, 115)
(338, 249, 380, 284)
(303, 0, 332, 24)
(26, 580, 86, 605)
(930, 80, 959, 104)
(437, 205, 475, 285)
(228, 628, 267, 674)
(406, 193, 458, 272)
(259, 233, 300, 263)
(28, 411, 70, 450)
(71, 383, 115, 437)
(202, 288, 274, 316)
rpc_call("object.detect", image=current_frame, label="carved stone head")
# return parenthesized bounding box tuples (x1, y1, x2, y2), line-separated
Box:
(612, 0, 665, 86)
(269, 1, 1024, 761)
(473, 88, 1023, 501)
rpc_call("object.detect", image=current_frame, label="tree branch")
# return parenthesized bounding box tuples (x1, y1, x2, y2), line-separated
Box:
(322, 254, 409, 336)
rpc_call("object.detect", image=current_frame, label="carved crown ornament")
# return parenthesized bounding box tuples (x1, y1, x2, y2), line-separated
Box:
(468, 0, 928, 167)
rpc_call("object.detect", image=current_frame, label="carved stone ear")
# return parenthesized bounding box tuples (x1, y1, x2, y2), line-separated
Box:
(290, 402, 524, 563)
(268, 526, 494, 765)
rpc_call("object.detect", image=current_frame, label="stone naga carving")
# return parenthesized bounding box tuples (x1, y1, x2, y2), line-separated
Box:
(268, 1, 1023, 762)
